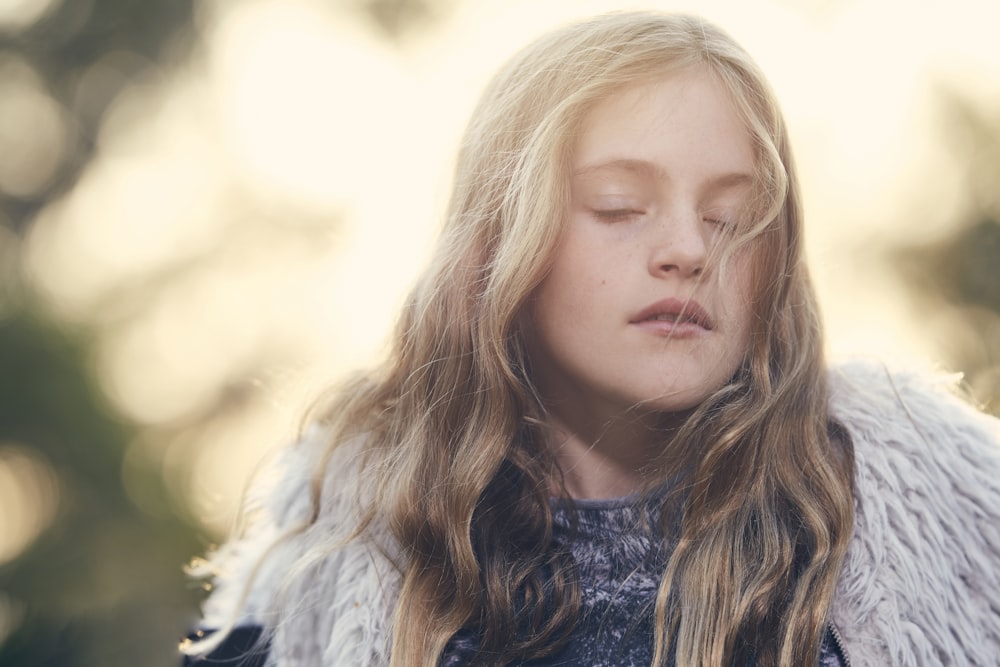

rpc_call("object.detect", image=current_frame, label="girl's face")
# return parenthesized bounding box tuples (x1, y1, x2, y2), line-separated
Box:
(527, 68, 757, 429)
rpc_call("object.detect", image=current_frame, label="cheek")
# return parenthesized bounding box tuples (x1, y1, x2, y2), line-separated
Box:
(543, 236, 621, 303)
(718, 254, 758, 352)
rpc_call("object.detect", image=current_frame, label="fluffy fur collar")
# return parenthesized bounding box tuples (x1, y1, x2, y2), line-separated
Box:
(826, 361, 1000, 665)
(195, 360, 1000, 666)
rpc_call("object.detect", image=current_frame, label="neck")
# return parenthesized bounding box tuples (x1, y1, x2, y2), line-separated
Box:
(542, 406, 671, 500)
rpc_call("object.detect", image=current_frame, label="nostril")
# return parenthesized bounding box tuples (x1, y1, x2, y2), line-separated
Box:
(656, 262, 704, 277)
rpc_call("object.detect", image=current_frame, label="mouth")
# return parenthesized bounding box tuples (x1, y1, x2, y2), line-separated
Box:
(630, 298, 714, 332)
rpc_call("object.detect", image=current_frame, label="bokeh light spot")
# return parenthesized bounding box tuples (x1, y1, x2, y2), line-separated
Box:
(0, 443, 60, 566)
(0, 55, 70, 197)
(0, 592, 26, 648)
(0, 0, 60, 32)
(72, 50, 151, 127)
(208, 0, 407, 210)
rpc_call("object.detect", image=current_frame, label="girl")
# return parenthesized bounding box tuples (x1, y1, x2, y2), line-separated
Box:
(183, 11, 1000, 666)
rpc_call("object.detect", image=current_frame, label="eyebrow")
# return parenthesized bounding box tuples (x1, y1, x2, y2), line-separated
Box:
(573, 158, 753, 191)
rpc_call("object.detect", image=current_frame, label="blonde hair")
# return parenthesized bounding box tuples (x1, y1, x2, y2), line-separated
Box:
(207, 11, 854, 666)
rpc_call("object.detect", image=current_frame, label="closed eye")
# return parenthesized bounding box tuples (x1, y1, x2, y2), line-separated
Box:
(705, 216, 735, 232)
(593, 208, 643, 223)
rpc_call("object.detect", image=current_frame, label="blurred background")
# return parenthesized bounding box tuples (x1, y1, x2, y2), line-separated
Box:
(1, 0, 998, 664)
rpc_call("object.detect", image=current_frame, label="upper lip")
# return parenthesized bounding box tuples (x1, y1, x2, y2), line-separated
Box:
(630, 298, 714, 330)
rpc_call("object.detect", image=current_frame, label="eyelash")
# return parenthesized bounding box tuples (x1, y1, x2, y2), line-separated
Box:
(592, 209, 643, 223)
(592, 209, 734, 231)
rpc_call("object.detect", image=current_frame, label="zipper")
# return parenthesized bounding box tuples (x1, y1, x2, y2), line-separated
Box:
(828, 623, 853, 667)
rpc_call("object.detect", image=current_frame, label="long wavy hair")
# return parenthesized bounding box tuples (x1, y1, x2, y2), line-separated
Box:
(212, 11, 854, 667)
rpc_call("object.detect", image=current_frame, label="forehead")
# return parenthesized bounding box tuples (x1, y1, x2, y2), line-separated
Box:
(572, 68, 755, 185)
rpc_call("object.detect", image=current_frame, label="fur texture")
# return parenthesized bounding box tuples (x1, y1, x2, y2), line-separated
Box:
(827, 361, 1000, 665)
(192, 361, 1000, 666)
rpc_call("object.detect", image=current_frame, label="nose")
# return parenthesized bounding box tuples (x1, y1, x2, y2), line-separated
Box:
(647, 210, 708, 279)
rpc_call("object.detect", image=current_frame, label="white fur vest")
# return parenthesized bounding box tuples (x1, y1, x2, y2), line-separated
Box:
(193, 360, 1000, 666)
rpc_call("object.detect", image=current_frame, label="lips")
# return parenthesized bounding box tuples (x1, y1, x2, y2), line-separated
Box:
(629, 298, 714, 333)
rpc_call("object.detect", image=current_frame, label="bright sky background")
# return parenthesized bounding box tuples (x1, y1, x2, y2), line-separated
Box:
(9, 0, 1000, 535)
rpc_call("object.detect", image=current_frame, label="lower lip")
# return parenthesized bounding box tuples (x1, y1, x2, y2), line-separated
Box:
(631, 319, 709, 338)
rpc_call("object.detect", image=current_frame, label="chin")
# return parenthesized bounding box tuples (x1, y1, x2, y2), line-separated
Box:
(634, 378, 733, 415)
(629, 391, 711, 416)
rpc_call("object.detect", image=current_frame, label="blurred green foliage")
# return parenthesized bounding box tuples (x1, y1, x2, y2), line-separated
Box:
(0, 1, 454, 665)
(0, 308, 203, 666)
(0, 0, 198, 231)
(893, 96, 1000, 414)
(1, 2, 204, 665)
